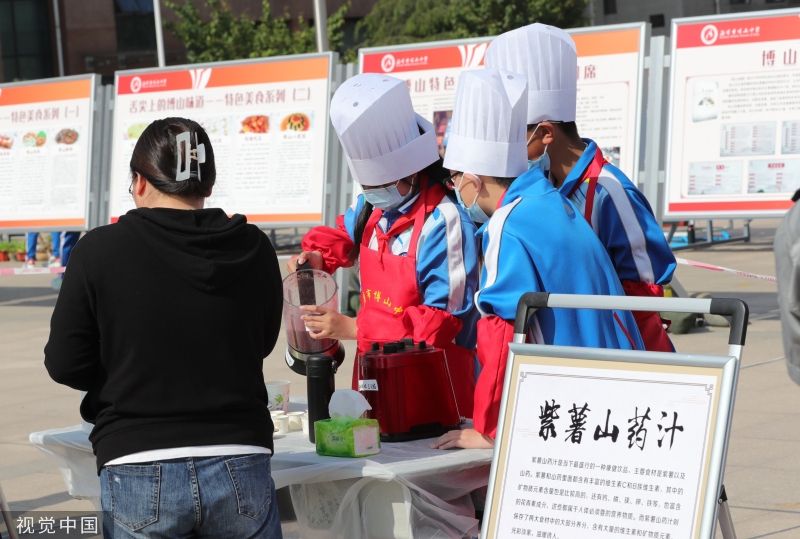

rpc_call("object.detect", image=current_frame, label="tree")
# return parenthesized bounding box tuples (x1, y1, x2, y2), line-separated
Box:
(165, 0, 349, 64)
(357, 0, 589, 47)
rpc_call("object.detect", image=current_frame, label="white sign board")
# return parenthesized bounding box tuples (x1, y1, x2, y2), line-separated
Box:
(665, 9, 800, 219)
(483, 345, 738, 539)
(109, 54, 333, 226)
(359, 24, 647, 182)
(0, 75, 97, 232)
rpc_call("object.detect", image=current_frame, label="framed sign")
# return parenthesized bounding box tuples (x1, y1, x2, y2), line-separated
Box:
(483, 343, 738, 539)
(665, 9, 800, 219)
(359, 23, 647, 182)
(108, 53, 334, 226)
(0, 75, 99, 232)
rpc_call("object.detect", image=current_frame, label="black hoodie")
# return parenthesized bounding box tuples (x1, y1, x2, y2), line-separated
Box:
(44, 208, 282, 471)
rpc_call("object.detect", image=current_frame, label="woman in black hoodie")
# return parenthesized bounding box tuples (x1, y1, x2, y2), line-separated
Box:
(45, 118, 283, 538)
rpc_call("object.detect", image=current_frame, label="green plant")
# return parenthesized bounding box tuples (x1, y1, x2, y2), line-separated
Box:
(0, 241, 11, 252)
(356, 0, 588, 47)
(165, 0, 350, 64)
(9, 239, 25, 253)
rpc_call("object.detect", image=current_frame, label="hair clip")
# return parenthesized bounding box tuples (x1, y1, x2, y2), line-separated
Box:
(175, 131, 206, 182)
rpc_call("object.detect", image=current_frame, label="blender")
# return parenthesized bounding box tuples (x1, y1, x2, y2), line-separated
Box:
(282, 263, 345, 441)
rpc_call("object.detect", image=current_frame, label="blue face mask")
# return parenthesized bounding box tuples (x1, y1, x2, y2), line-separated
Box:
(363, 178, 413, 210)
(528, 147, 550, 173)
(454, 174, 490, 224)
(526, 124, 551, 175)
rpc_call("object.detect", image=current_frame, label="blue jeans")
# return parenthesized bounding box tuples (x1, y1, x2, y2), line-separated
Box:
(100, 454, 282, 538)
(25, 231, 78, 262)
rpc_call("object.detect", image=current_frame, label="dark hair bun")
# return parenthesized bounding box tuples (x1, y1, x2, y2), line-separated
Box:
(129, 117, 216, 198)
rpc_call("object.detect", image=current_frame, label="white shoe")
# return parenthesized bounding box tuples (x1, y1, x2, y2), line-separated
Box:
(48, 256, 61, 268)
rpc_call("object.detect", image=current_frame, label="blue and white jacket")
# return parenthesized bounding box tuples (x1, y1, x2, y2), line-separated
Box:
(558, 139, 676, 286)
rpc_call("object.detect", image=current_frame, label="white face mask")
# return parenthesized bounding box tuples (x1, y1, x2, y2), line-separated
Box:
(362, 176, 416, 210)
(526, 124, 550, 174)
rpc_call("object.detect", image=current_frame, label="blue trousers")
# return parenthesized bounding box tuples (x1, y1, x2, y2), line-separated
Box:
(100, 454, 282, 538)
(25, 231, 79, 264)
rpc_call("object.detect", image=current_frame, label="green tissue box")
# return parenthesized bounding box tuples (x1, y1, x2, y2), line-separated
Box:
(314, 417, 381, 458)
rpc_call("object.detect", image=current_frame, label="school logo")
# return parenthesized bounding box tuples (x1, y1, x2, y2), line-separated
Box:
(700, 24, 719, 46)
(130, 76, 142, 93)
(381, 54, 396, 73)
(189, 68, 212, 90)
(458, 42, 488, 68)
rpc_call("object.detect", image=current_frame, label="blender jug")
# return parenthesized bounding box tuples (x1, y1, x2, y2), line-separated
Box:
(282, 266, 345, 375)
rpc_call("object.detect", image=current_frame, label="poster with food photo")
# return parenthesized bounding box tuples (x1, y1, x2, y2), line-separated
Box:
(109, 54, 333, 226)
(0, 75, 97, 231)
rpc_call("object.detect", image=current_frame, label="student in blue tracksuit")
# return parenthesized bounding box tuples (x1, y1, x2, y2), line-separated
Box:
(486, 23, 677, 351)
(433, 68, 642, 450)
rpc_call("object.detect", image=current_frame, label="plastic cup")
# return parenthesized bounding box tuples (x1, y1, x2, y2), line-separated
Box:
(287, 411, 304, 432)
(273, 415, 289, 435)
(266, 380, 290, 413)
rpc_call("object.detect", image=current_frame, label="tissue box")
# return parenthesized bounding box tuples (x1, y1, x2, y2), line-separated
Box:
(314, 418, 381, 458)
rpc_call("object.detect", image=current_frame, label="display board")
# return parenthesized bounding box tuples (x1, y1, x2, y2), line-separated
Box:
(0, 75, 98, 232)
(108, 54, 333, 225)
(665, 9, 800, 219)
(359, 24, 647, 182)
(483, 344, 738, 539)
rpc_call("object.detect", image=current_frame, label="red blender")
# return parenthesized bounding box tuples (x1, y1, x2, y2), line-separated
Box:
(358, 339, 461, 442)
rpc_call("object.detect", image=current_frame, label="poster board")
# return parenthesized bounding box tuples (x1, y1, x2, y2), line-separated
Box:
(108, 53, 334, 226)
(0, 75, 98, 232)
(359, 23, 647, 183)
(665, 9, 800, 219)
(482, 344, 738, 539)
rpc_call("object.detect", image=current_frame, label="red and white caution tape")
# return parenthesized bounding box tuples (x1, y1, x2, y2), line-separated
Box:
(676, 257, 776, 283)
(0, 266, 65, 277)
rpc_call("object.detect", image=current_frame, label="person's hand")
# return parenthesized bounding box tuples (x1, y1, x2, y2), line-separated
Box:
(287, 251, 324, 273)
(432, 428, 494, 450)
(301, 306, 357, 340)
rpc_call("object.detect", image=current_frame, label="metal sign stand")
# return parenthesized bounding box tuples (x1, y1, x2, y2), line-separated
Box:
(510, 292, 748, 538)
(0, 481, 20, 539)
(666, 220, 751, 251)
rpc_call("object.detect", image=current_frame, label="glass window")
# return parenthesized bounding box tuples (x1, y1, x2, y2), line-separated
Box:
(0, 0, 53, 82)
(603, 0, 617, 15)
(649, 14, 666, 28)
(114, 0, 156, 53)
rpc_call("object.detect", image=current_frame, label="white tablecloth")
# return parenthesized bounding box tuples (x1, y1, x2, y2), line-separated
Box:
(29, 426, 492, 538)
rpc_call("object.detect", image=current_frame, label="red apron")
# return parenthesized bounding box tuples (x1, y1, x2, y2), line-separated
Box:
(569, 148, 674, 352)
(354, 184, 475, 417)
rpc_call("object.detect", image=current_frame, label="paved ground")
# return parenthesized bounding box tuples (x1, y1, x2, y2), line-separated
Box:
(0, 220, 797, 538)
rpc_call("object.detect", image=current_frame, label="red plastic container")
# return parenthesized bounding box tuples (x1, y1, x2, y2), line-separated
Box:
(358, 340, 461, 442)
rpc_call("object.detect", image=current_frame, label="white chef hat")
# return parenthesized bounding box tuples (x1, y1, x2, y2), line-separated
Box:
(330, 73, 439, 187)
(443, 68, 528, 178)
(485, 23, 577, 124)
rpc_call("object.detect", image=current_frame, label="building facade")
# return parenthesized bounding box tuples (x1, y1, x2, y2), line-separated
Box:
(2, 0, 798, 83)
(0, 0, 372, 83)
(587, 0, 800, 35)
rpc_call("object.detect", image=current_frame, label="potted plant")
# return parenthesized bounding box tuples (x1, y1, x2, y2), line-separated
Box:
(10, 239, 26, 262)
(0, 242, 10, 262)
